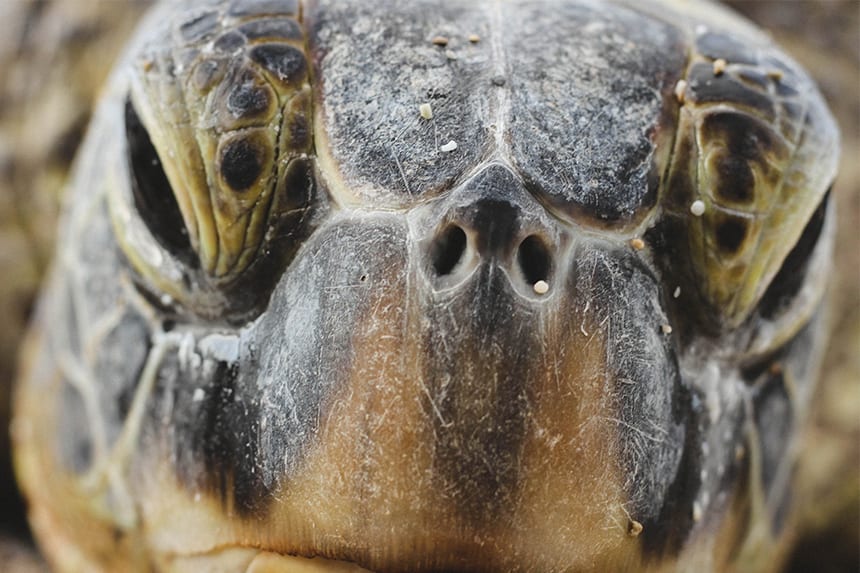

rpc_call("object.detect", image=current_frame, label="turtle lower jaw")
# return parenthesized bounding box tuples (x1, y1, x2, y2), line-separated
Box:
(167, 549, 373, 572)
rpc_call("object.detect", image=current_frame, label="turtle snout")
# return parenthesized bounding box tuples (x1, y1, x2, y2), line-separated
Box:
(423, 164, 559, 295)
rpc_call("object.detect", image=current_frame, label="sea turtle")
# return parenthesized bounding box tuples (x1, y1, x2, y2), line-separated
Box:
(6, 0, 850, 571)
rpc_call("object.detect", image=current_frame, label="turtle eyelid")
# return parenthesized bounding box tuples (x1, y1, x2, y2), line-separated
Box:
(124, 97, 196, 267)
(757, 187, 831, 319)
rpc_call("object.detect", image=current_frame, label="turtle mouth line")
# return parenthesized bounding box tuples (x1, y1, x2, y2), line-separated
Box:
(170, 548, 375, 572)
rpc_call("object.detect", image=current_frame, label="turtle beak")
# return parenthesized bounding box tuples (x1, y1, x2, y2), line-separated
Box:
(216, 162, 691, 569)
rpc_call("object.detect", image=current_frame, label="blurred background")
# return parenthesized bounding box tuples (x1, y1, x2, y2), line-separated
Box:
(0, 1, 856, 571)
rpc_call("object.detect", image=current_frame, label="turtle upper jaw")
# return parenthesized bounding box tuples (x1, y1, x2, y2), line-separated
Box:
(113, 163, 692, 572)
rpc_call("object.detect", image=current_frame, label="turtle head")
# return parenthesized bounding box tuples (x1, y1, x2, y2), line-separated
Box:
(14, 0, 839, 572)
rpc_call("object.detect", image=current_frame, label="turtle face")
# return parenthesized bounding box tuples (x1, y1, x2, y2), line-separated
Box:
(13, 0, 838, 572)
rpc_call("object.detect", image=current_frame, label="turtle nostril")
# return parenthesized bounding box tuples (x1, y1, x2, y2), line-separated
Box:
(517, 235, 552, 286)
(430, 224, 468, 276)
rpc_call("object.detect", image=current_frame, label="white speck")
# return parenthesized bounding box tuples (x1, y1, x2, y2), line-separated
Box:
(419, 103, 433, 120)
(692, 501, 703, 522)
(178, 332, 198, 370)
(194, 492, 201, 502)
(160, 294, 174, 306)
(199, 333, 240, 363)
(674, 79, 688, 104)
(695, 24, 709, 36)
(192, 388, 205, 402)
(445, 49, 458, 60)
(440, 140, 458, 152)
(533, 280, 550, 295)
(673, 286, 681, 298)
(661, 324, 673, 335)
(701, 363, 722, 424)
(690, 200, 706, 216)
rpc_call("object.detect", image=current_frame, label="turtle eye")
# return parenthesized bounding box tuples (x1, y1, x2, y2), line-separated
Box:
(125, 98, 196, 266)
(757, 190, 830, 318)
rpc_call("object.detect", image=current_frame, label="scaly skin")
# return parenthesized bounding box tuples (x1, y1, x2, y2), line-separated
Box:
(0, 0, 152, 564)
(724, 3, 860, 570)
(1, 1, 857, 572)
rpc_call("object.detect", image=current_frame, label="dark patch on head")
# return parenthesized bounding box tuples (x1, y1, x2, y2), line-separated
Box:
(758, 191, 829, 318)
(125, 99, 196, 266)
(249, 43, 307, 86)
(462, 199, 520, 256)
(56, 381, 94, 474)
(151, 344, 269, 518)
(94, 311, 151, 447)
(191, 58, 227, 92)
(214, 30, 247, 53)
(453, 165, 523, 256)
(695, 32, 758, 65)
(586, 249, 688, 549)
(700, 112, 783, 187)
(771, 478, 793, 535)
(279, 156, 314, 210)
(663, 129, 698, 211)
(179, 10, 220, 43)
(644, 217, 720, 338)
(639, 384, 700, 557)
(687, 64, 775, 121)
(227, 75, 272, 119)
(283, 112, 310, 151)
(239, 17, 303, 41)
(167, 352, 270, 516)
(715, 217, 749, 254)
(228, 0, 298, 17)
(423, 263, 530, 524)
(752, 371, 793, 512)
(219, 137, 264, 191)
(222, 157, 320, 315)
(712, 154, 755, 204)
(202, 362, 267, 515)
(517, 235, 552, 286)
(428, 224, 467, 277)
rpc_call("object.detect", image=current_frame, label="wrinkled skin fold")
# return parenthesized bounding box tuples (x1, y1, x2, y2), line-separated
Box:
(13, 0, 838, 571)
